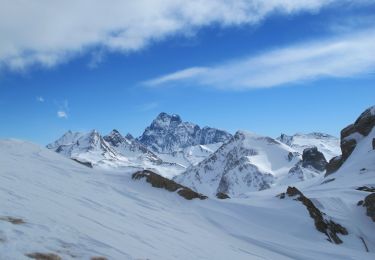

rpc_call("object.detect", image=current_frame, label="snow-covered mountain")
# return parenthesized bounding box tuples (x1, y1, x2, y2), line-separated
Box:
(175, 130, 337, 197)
(175, 131, 302, 197)
(103, 129, 161, 164)
(47, 113, 231, 175)
(157, 142, 223, 168)
(45, 126, 337, 198)
(47, 129, 119, 168)
(47, 129, 185, 177)
(46, 114, 340, 189)
(277, 132, 340, 161)
(138, 112, 232, 153)
(286, 146, 328, 185)
(2, 104, 375, 259)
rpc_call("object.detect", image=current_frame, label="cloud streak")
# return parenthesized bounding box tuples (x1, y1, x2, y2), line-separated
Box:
(0, 0, 364, 71)
(57, 111, 68, 119)
(143, 28, 375, 90)
(56, 100, 69, 119)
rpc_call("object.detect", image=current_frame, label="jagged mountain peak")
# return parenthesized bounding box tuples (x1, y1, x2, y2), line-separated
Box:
(109, 129, 121, 135)
(125, 133, 135, 140)
(46, 129, 119, 167)
(103, 129, 129, 147)
(47, 130, 84, 149)
(138, 112, 232, 153)
(151, 112, 183, 129)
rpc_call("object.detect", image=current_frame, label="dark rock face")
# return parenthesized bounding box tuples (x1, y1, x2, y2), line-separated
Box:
(104, 129, 150, 155)
(302, 147, 327, 172)
(132, 170, 207, 200)
(102, 129, 123, 147)
(72, 159, 93, 168)
(138, 112, 232, 153)
(281, 186, 348, 244)
(363, 193, 375, 222)
(325, 156, 343, 175)
(373, 138, 375, 150)
(0, 216, 25, 225)
(357, 186, 375, 192)
(103, 129, 162, 164)
(216, 192, 230, 199)
(326, 106, 375, 175)
(25, 252, 62, 260)
(320, 178, 335, 185)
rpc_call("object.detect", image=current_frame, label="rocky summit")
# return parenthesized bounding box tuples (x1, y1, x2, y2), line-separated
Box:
(138, 112, 232, 153)
(302, 146, 328, 172)
(326, 106, 375, 175)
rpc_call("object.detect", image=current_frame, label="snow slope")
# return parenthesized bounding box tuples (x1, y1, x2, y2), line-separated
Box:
(157, 142, 223, 168)
(277, 132, 340, 161)
(0, 139, 374, 259)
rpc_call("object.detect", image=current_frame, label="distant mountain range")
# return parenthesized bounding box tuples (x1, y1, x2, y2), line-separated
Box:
(2, 106, 375, 259)
(47, 112, 341, 196)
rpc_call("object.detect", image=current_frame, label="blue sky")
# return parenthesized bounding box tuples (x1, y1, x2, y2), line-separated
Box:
(0, 1, 375, 144)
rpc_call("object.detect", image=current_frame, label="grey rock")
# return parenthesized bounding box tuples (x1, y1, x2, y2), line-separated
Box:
(302, 146, 327, 172)
(326, 106, 375, 175)
(138, 112, 232, 153)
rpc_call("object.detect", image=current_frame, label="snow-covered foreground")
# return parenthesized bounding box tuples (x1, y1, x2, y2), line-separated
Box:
(0, 139, 374, 259)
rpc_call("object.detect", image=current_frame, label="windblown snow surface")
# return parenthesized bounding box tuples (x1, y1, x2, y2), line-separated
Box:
(0, 137, 374, 259)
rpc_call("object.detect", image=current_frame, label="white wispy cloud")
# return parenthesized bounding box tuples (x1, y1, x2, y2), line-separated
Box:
(56, 100, 69, 119)
(143, 28, 375, 90)
(57, 111, 68, 119)
(0, 0, 367, 71)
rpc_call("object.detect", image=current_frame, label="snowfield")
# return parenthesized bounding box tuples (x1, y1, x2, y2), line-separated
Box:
(277, 132, 340, 161)
(0, 137, 374, 259)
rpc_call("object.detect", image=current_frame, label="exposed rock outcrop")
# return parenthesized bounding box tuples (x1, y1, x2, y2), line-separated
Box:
(302, 146, 327, 172)
(277, 132, 340, 161)
(216, 192, 230, 199)
(25, 252, 61, 260)
(132, 170, 207, 200)
(138, 112, 232, 153)
(287, 147, 327, 181)
(357, 186, 375, 192)
(280, 186, 348, 244)
(363, 193, 375, 222)
(0, 216, 25, 225)
(72, 159, 93, 168)
(326, 106, 375, 175)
